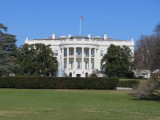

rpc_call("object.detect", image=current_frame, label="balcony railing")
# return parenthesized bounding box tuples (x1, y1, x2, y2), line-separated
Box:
(60, 38, 98, 45)
(76, 54, 82, 57)
(91, 54, 95, 57)
(64, 54, 94, 58)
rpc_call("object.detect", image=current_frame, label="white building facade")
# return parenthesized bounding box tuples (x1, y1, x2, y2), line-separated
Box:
(25, 33, 134, 77)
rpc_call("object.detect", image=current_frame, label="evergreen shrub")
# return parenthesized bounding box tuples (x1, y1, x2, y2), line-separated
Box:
(0, 77, 118, 90)
(118, 80, 140, 88)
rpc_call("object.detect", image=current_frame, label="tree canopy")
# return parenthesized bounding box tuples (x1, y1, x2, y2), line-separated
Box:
(154, 23, 160, 35)
(16, 43, 58, 76)
(134, 23, 160, 73)
(0, 23, 17, 76)
(101, 44, 133, 77)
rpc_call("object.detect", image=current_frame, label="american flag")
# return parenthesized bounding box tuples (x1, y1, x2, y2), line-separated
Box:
(80, 16, 84, 20)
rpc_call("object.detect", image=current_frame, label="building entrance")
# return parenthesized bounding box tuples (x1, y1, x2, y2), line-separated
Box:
(76, 74, 81, 77)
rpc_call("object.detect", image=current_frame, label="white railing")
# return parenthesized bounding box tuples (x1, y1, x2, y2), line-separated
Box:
(60, 38, 98, 45)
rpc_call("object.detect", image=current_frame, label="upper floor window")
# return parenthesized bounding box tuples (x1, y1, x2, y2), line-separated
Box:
(64, 49, 67, 57)
(100, 50, 103, 56)
(76, 48, 81, 55)
(69, 49, 74, 56)
(91, 49, 94, 57)
(84, 50, 89, 57)
(55, 50, 58, 56)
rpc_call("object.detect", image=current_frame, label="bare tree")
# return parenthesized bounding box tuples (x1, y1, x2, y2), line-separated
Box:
(132, 72, 160, 100)
(154, 23, 160, 35)
(134, 24, 160, 74)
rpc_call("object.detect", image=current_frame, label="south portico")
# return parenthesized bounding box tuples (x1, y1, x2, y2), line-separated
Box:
(59, 45, 98, 77)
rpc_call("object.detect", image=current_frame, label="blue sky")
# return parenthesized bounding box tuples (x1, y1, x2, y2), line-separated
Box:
(0, 0, 160, 46)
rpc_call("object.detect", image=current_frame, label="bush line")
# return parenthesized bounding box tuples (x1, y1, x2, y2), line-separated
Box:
(118, 80, 140, 88)
(0, 77, 119, 90)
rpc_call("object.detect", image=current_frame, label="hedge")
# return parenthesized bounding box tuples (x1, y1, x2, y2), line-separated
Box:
(0, 77, 119, 90)
(118, 80, 140, 88)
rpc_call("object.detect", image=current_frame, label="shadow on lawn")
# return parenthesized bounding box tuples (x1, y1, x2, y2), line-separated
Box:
(127, 92, 160, 101)
(131, 94, 160, 101)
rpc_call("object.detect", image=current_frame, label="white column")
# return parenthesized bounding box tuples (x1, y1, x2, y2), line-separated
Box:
(82, 47, 84, 70)
(62, 48, 64, 70)
(74, 47, 76, 70)
(67, 47, 69, 70)
(94, 48, 96, 69)
(89, 47, 91, 71)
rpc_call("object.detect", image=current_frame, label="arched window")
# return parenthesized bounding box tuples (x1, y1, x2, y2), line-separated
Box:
(85, 73, 88, 77)
(69, 72, 72, 77)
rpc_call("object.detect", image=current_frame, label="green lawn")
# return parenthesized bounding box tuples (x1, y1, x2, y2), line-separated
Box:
(119, 79, 145, 81)
(0, 89, 160, 120)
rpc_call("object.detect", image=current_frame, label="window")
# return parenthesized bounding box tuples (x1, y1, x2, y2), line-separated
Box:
(85, 50, 89, 57)
(92, 61, 94, 69)
(69, 72, 72, 77)
(64, 61, 67, 69)
(91, 49, 94, 57)
(55, 50, 58, 56)
(69, 49, 74, 56)
(85, 73, 88, 77)
(77, 61, 81, 69)
(70, 61, 73, 69)
(85, 61, 88, 69)
(64, 49, 67, 57)
(77, 48, 81, 55)
(100, 50, 103, 56)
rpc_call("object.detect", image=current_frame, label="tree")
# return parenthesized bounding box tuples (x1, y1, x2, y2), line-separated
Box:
(0, 23, 17, 76)
(101, 44, 133, 77)
(89, 69, 101, 77)
(134, 24, 160, 73)
(132, 72, 160, 100)
(16, 43, 58, 76)
(154, 23, 160, 35)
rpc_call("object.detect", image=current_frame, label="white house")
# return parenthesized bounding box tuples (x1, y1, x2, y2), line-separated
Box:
(25, 33, 134, 77)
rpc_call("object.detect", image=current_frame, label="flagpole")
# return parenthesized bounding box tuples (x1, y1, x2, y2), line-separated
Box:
(79, 17, 81, 36)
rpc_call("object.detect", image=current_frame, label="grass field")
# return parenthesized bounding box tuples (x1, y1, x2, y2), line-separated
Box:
(0, 89, 160, 120)
(119, 79, 145, 81)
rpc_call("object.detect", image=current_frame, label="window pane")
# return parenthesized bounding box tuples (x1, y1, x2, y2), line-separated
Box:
(64, 49, 67, 57)
(100, 50, 103, 56)
(91, 49, 94, 57)
(77, 61, 81, 69)
(55, 50, 58, 56)
(92, 61, 94, 69)
(64, 61, 67, 69)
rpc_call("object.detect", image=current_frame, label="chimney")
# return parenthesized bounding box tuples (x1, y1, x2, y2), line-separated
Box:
(68, 34, 71, 38)
(104, 33, 107, 40)
(52, 33, 56, 39)
(88, 34, 91, 39)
